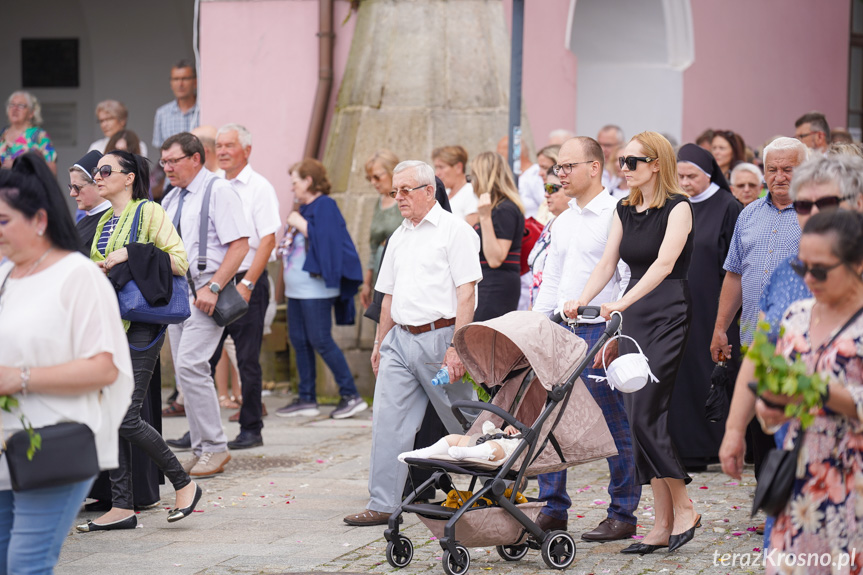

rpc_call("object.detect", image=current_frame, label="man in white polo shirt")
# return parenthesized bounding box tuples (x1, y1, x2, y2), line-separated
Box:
(344, 160, 482, 526)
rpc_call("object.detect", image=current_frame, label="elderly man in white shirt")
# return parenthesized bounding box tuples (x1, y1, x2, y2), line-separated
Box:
(160, 132, 250, 478)
(533, 137, 641, 543)
(344, 160, 482, 527)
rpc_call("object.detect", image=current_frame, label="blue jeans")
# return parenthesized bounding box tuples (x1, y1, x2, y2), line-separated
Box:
(0, 477, 95, 575)
(288, 298, 358, 402)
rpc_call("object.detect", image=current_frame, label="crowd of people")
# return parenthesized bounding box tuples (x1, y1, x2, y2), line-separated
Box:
(1, 54, 863, 572)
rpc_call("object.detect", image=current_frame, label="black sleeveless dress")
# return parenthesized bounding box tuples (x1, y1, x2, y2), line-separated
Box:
(617, 194, 694, 485)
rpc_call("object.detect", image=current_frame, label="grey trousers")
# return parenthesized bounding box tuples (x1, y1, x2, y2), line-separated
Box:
(367, 325, 475, 513)
(168, 300, 228, 455)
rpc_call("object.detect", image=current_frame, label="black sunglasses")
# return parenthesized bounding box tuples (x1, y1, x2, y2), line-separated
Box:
(92, 165, 130, 180)
(618, 156, 655, 171)
(792, 196, 848, 215)
(544, 183, 562, 195)
(790, 257, 843, 282)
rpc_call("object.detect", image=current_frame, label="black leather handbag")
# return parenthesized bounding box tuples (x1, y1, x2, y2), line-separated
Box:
(750, 429, 804, 517)
(185, 177, 249, 327)
(5, 422, 99, 492)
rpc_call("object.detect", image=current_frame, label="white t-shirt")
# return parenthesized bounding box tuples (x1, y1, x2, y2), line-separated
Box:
(0, 253, 133, 489)
(376, 202, 482, 326)
(222, 164, 282, 273)
(448, 182, 478, 222)
(518, 163, 545, 219)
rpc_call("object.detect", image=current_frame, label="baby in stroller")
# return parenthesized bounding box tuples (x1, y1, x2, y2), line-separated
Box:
(398, 421, 521, 464)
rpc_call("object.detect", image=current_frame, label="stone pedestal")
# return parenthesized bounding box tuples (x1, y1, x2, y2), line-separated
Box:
(321, 0, 533, 398)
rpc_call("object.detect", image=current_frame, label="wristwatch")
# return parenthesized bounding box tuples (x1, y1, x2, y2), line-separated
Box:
(240, 278, 255, 290)
(208, 281, 222, 295)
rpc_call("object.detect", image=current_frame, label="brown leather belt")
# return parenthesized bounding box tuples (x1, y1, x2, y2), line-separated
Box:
(400, 317, 456, 335)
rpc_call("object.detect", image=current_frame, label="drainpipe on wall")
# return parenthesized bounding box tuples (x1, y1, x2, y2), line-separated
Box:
(304, 0, 335, 160)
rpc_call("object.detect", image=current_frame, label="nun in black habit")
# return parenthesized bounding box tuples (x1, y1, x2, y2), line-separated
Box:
(669, 144, 743, 470)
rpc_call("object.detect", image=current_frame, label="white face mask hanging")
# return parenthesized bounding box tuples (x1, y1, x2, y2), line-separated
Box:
(589, 334, 657, 393)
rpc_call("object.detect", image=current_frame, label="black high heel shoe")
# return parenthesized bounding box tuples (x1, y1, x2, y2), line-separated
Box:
(668, 513, 702, 552)
(167, 483, 202, 523)
(620, 542, 668, 555)
(76, 514, 137, 532)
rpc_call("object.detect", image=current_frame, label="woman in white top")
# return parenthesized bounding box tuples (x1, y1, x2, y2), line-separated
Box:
(433, 145, 478, 224)
(0, 153, 133, 574)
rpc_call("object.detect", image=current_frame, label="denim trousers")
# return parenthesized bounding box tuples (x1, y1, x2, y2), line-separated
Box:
(111, 322, 191, 509)
(0, 477, 95, 575)
(287, 298, 359, 402)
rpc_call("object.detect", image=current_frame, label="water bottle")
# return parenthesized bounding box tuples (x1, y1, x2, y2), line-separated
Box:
(431, 368, 450, 386)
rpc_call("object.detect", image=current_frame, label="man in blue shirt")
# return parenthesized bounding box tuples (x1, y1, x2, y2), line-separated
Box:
(152, 60, 200, 149)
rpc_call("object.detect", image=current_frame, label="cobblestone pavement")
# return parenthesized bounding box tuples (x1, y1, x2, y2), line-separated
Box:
(58, 393, 767, 575)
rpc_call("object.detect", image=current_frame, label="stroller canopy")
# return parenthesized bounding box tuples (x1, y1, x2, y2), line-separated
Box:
(452, 311, 617, 475)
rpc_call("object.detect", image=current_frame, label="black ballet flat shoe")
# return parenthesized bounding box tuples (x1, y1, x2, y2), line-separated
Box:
(620, 542, 668, 555)
(167, 483, 202, 523)
(76, 515, 137, 532)
(668, 513, 702, 552)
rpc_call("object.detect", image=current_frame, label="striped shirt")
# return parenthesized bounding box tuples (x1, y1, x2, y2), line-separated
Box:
(723, 193, 801, 345)
(96, 216, 121, 256)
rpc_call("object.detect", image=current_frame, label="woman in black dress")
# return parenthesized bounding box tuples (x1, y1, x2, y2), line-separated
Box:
(470, 151, 525, 321)
(570, 132, 699, 554)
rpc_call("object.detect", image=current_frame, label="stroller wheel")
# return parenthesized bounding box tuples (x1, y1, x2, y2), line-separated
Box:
(441, 544, 470, 575)
(541, 530, 576, 570)
(386, 537, 414, 568)
(496, 543, 529, 561)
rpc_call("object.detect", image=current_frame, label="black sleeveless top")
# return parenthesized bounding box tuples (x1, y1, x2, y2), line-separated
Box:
(617, 194, 693, 280)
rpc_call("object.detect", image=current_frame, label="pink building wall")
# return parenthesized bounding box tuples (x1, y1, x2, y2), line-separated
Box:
(682, 0, 850, 149)
(199, 0, 356, 219)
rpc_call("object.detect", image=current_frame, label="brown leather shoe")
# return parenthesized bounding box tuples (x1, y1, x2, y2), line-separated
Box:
(162, 402, 186, 417)
(581, 518, 636, 542)
(343, 509, 403, 527)
(536, 512, 568, 532)
(229, 404, 268, 422)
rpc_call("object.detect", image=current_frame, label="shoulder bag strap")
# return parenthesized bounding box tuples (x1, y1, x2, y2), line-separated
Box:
(128, 201, 147, 245)
(185, 177, 218, 300)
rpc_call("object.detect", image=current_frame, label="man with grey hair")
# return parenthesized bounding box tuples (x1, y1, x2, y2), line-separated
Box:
(730, 162, 763, 206)
(794, 111, 830, 153)
(710, 137, 808, 481)
(548, 128, 575, 146)
(344, 160, 482, 526)
(596, 124, 625, 189)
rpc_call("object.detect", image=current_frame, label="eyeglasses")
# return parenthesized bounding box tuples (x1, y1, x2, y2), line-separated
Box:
(92, 166, 130, 179)
(366, 172, 388, 183)
(159, 155, 190, 168)
(790, 257, 843, 282)
(733, 182, 761, 190)
(6, 103, 28, 111)
(553, 161, 593, 176)
(68, 183, 93, 194)
(544, 183, 562, 195)
(170, 76, 196, 82)
(388, 184, 427, 199)
(618, 156, 655, 171)
(792, 196, 850, 215)
(796, 131, 821, 140)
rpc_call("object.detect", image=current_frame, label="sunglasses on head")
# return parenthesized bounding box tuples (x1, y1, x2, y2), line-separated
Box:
(544, 183, 561, 195)
(618, 156, 655, 171)
(790, 257, 842, 282)
(92, 165, 130, 180)
(792, 196, 851, 215)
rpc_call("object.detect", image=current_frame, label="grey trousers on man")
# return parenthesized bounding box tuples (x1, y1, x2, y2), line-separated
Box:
(168, 301, 229, 455)
(367, 324, 475, 514)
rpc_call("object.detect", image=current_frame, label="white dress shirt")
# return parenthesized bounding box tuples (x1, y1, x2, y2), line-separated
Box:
(162, 168, 251, 287)
(375, 202, 482, 326)
(222, 164, 281, 273)
(518, 163, 545, 219)
(533, 188, 630, 320)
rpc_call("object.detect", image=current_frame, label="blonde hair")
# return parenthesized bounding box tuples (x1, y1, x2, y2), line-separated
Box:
(537, 144, 560, 165)
(622, 131, 686, 209)
(365, 149, 400, 176)
(470, 151, 525, 214)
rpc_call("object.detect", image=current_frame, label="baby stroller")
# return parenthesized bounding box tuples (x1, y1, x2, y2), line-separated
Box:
(383, 308, 621, 575)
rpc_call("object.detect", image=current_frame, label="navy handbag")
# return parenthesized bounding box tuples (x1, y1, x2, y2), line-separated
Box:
(117, 202, 191, 326)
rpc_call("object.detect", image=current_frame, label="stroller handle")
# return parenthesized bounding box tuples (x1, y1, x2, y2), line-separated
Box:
(551, 306, 605, 326)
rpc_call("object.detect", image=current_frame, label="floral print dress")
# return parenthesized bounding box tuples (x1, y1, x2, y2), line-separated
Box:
(0, 126, 56, 165)
(767, 298, 863, 574)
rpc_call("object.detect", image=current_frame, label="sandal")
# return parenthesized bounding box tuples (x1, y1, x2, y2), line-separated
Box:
(162, 401, 186, 417)
(219, 395, 241, 409)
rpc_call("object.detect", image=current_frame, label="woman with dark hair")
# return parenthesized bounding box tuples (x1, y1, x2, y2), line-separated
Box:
(572, 132, 699, 553)
(77, 150, 201, 532)
(0, 152, 132, 571)
(276, 159, 366, 419)
(470, 151, 525, 321)
(105, 129, 143, 155)
(711, 130, 746, 181)
(756, 210, 863, 574)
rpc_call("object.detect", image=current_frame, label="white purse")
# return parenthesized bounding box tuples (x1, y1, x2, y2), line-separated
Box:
(589, 334, 657, 393)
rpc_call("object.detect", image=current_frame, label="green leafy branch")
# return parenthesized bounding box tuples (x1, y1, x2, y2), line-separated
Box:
(0, 395, 42, 460)
(746, 322, 827, 429)
(462, 371, 491, 403)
